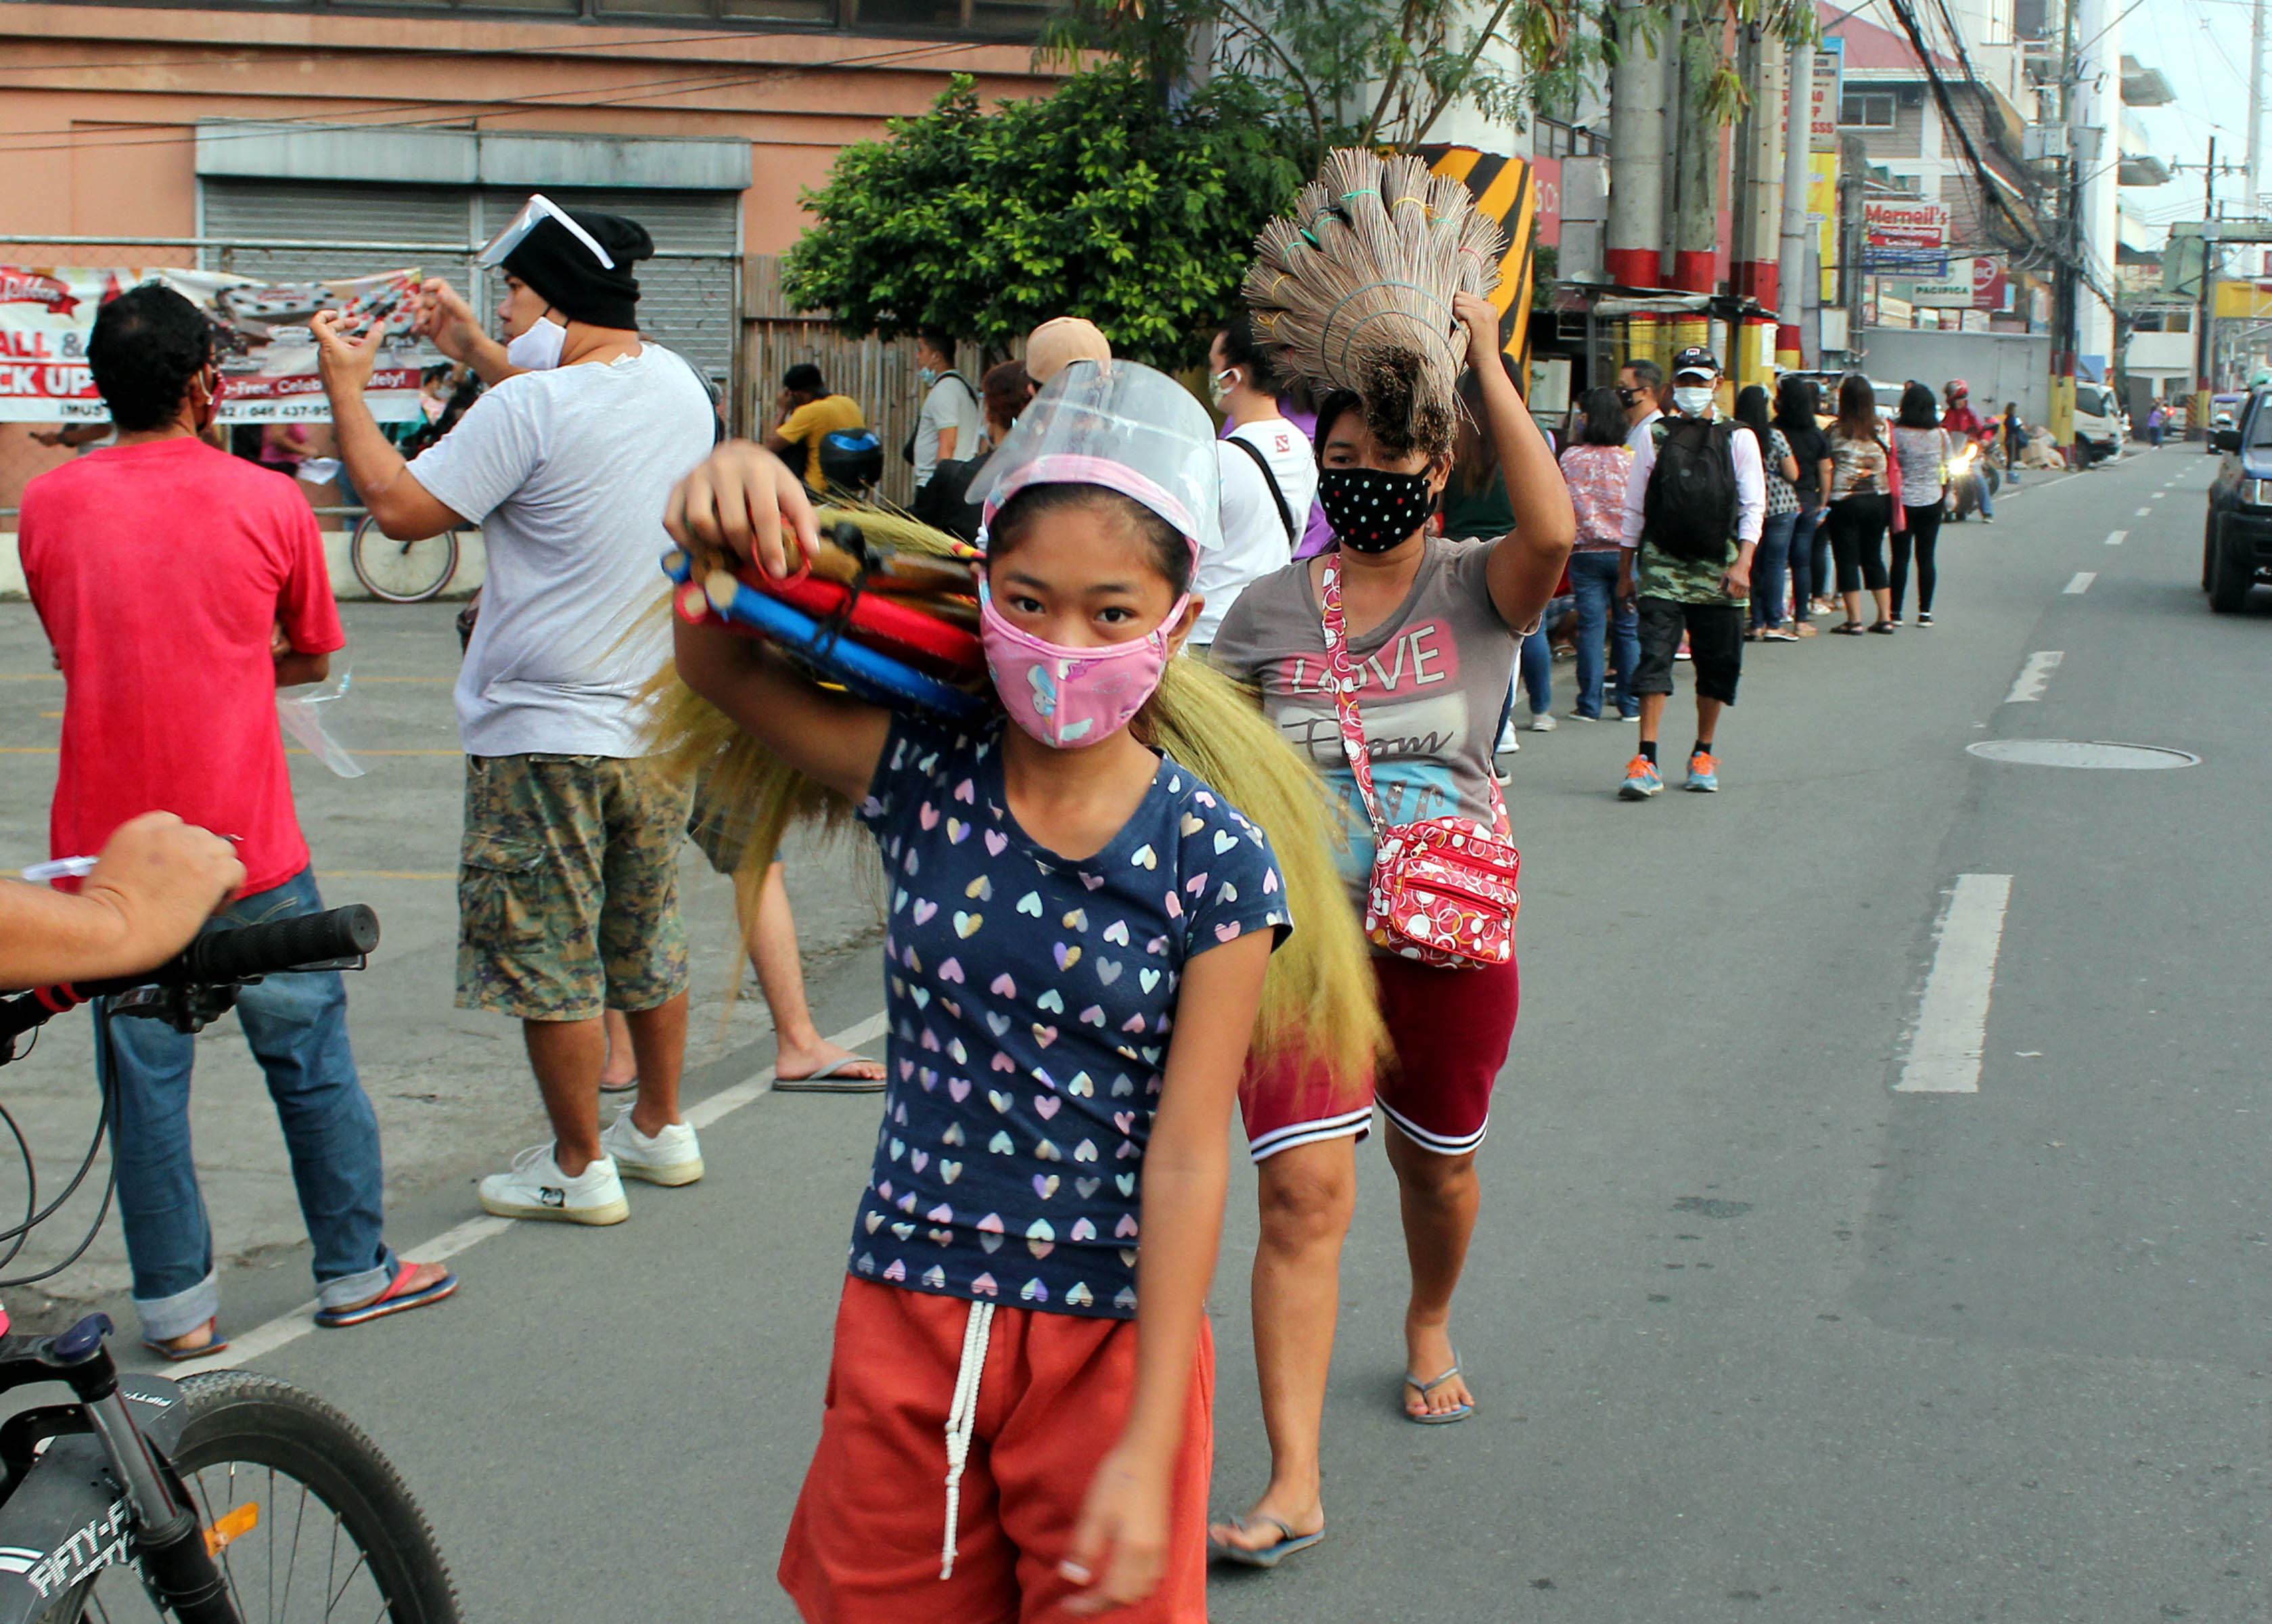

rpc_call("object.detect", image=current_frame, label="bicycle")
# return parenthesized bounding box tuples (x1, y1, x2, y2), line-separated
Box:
(0, 906, 461, 1623)
(348, 515, 460, 605)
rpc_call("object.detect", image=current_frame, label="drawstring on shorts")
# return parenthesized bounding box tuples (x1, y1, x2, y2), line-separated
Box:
(940, 1299, 995, 1580)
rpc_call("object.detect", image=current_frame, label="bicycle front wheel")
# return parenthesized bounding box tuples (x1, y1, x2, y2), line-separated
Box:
(349, 515, 460, 604)
(77, 1370, 460, 1623)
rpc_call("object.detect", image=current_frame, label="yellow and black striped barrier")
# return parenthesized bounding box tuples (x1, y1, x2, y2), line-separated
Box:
(1415, 145, 1537, 380)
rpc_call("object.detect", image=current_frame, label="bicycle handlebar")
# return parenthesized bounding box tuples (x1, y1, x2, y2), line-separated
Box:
(0, 905, 380, 1046)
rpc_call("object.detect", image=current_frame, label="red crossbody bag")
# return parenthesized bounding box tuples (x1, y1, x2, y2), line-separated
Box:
(1318, 552, 1521, 968)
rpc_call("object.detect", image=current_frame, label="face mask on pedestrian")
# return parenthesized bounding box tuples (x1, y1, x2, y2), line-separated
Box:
(505, 313, 567, 372)
(918, 365, 940, 388)
(1319, 466, 1437, 554)
(1617, 385, 1641, 409)
(1208, 367, 1239, 409)
(1671, 383, 1716, 416)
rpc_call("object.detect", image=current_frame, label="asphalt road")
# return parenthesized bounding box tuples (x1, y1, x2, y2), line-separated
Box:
(16, 445, 2272, 1622)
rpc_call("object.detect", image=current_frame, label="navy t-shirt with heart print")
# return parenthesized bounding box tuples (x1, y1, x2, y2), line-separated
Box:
(850, 715, 1291, 1320)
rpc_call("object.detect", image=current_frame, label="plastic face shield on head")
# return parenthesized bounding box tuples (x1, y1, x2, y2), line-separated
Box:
(478, 194, 618, 273)
(974, 361, 1221, 748)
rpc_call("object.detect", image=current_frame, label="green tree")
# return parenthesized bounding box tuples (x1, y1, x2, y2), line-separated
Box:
(779, 66, 1305, 369)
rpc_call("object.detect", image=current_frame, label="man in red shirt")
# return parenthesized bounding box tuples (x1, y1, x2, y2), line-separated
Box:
(20, 284, 456, 1357)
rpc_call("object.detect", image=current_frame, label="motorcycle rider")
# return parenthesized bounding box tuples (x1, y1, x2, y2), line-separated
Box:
(1940, 381, 1995, 524)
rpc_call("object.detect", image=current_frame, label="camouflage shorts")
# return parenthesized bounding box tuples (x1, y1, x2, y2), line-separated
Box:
(684, 770, 779, 880)
(456, 753, 695, 1022)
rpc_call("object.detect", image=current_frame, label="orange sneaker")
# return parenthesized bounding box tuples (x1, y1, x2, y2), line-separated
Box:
(1618, 756, 1664, 800)
(1684, 751, 1719, 792)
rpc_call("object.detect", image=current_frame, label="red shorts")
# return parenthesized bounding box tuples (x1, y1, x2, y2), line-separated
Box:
(779, 1278, 1214, 1624)
(1237, 954, 1520, 1160)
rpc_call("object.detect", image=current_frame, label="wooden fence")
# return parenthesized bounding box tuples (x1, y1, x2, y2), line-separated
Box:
(741, 255, 934, 507)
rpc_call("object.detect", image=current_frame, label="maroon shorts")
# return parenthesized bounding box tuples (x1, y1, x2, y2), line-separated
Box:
(1237, 954, 1520, 1160)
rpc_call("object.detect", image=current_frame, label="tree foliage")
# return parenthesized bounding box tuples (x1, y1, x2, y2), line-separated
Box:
(779, 67, 1305, 369)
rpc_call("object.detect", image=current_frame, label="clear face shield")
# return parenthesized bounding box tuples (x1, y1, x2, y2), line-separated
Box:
(477, 194, 618, 271)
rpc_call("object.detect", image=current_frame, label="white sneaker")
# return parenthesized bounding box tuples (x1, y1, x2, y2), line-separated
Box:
(600, 1107, 704, 1187)
(1564, 709, 1597, 721)
(478, 1144, 629, 1225)
(1525, 710, 1558, 732)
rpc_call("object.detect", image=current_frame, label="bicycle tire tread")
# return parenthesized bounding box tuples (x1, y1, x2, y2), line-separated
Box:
(166, 1370, 462, 1624)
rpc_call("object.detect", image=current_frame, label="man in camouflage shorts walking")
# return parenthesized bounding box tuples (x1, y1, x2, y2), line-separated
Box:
(318, 196, 715, 1223)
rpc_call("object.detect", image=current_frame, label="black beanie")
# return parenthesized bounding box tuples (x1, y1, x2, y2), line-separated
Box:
(501, 209, 652, 331)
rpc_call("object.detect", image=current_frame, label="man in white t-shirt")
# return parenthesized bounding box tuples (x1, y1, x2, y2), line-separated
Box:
(1620, 357, 1664, 450)
(314, 194, 714, 1227)
(911, 329, 983, 494)
(1195, 313, 1317, 648)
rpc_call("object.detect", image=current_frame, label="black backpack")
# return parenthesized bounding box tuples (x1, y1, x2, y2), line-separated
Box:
(1641, 418, 1740, 562)
(909, 448, 991, 543)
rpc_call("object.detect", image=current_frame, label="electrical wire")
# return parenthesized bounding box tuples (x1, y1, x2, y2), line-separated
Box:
(0, 1002, 124, 1292)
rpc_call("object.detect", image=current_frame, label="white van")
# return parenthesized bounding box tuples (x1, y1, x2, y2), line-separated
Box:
(2072, 381, 2125, 466)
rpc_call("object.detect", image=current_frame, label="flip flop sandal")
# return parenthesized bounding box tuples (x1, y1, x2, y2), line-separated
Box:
(1830, 621, 1866, 635)
(1208, 1516, 1325, 1569)
(143, 1317, 229, 1363)
(1403, 1361, 1476, 1425)
(600, 1074, 639, 1095)
(774, 1055, 888, 1093)
(315, 1263, 461, 1330)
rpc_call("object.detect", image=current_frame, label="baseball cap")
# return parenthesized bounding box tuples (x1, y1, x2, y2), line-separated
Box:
(1671, 345, 1721, 379)
(1024, 317, 1113, 384)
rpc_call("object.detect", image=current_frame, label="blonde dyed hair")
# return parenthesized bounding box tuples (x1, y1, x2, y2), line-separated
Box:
(646, 504, 1384, 1091)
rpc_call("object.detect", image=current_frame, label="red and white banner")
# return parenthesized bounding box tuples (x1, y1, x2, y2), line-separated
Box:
(0, 267, 438, 424)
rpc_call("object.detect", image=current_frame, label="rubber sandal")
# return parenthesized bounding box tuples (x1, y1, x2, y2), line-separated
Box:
(774, 1055, 886, 1093)
(315, 1263, 460, 1330)
(600, 1074, 639, 1095)
(1830, 621, 1865, 635)
(1403, 1361, 1475, 1425)
(1868, 621, 1897, 634)
(1208, 1516, 1325, 1569)
(142, 1317, 228, 1363)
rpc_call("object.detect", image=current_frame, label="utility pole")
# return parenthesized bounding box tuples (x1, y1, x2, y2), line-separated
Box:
(1607, 0, 1665, 292)
(2197, 137, 2219, 428)
(2050, 0, 2083, 453)
(2250, 0, 2265, 209)
(1777, 37, 1815, 371)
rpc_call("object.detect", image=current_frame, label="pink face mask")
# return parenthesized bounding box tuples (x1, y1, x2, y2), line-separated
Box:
(979, 579, 1189, 749)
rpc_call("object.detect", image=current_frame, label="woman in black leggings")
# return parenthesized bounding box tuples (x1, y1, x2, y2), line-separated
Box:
(1889, 382, 1950, 625)
(1821, 374, 1896, 634)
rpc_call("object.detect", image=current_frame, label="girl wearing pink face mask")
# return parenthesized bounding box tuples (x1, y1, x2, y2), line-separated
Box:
(670, 361, 1296, 1623)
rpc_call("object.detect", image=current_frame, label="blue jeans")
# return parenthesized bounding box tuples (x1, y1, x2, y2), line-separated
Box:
(1752, 510, 1797, 629)
(1976, 464, 1994, 517)
(1568, 550, 1639, 719)
(95, 867, 393, 1339)
(1789, 505, 1827, 612)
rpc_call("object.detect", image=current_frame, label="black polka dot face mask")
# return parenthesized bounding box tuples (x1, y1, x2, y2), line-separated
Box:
(1318, 466, 1438, 554)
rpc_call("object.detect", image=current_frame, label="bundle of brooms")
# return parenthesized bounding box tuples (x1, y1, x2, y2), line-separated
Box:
(647, 502, 1388, 1081)
(1244, 148, 1506, 457)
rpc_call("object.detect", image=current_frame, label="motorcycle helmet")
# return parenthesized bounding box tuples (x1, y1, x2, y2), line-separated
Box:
(1946, 378, 1969, 401)
(817, 427, 884, 493)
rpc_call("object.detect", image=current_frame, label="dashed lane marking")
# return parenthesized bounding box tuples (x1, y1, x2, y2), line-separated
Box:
(158, 1009, 890, 1377)
(2105, 530, 2127, 545)
(2064, 572, 2096, 594)
(1896, 874, 2015, 1094)
(2134, 507, 2152, 517)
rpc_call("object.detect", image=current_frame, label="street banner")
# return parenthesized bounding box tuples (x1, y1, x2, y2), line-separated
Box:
(0, 267, 438, 424)
(1808, 152, 1839, 302)
(1862, 200, 1949, 274)
(1971, 256, 2009, 312)
(1810, 39, 1844, 153)
(1910, 263, 1974, 307)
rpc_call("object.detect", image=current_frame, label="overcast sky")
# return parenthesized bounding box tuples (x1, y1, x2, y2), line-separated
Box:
(2124, 0, 2259, 243)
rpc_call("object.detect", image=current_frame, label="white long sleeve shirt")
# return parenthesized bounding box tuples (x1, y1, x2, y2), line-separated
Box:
(1619, 411, 1766, 551)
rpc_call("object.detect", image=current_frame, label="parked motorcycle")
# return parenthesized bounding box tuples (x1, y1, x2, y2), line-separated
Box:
(1944, 439, 2002, 522)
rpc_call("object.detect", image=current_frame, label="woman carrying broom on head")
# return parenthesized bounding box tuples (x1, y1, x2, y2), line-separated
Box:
(660, 357, 1380, 1620)
(1205, 153, 1574, 1566)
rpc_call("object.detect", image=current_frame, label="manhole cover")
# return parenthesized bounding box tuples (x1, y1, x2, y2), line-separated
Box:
(1967, 740, 2200, 769)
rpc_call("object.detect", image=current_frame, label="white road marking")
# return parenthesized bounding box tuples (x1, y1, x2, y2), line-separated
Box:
(1896, 874, 2015, 1094)
(2064, 571, 2097, 593)
(160, 1010, 890, 1375)
(2004, 650, 2063, 703)
(2105, 530, 2127, 545)
(2134, 507, 2152, 517)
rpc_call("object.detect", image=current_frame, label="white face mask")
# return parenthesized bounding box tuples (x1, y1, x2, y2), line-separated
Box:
(917, 365, 940, 388)
(505, 314, 567, 372)
(1672, 385, 1715, 416)
(1208, 367, 1238, 408)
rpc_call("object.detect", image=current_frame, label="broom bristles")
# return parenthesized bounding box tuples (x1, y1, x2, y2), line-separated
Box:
(641, 506, 1386, 1098)
(1245, 149, 1506, 459)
